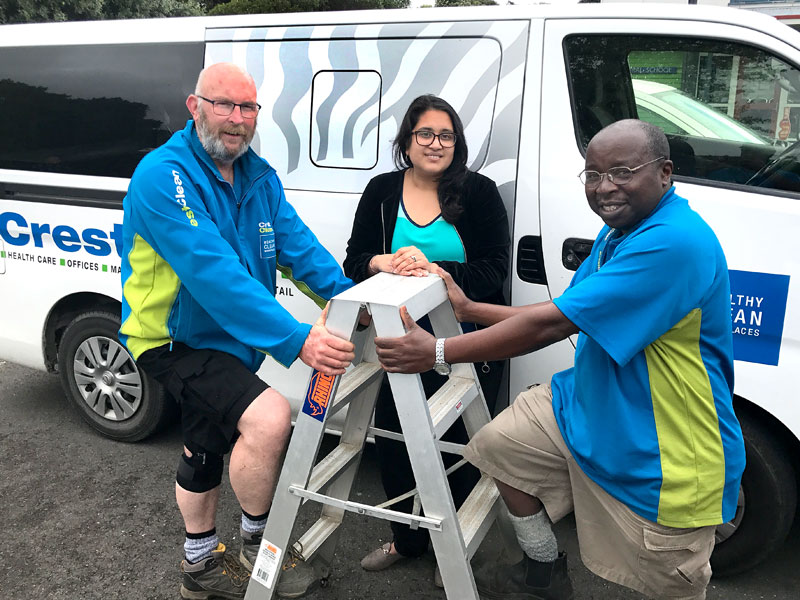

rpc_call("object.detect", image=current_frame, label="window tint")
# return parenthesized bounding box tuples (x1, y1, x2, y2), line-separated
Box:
(565, 35, 800, 194)
(0, 43, 202, 178)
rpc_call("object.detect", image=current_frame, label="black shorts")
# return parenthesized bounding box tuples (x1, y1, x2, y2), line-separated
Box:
(137, 342, 268, 455)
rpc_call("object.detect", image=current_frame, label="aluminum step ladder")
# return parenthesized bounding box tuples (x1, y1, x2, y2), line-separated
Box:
(244, 272, 515, 600)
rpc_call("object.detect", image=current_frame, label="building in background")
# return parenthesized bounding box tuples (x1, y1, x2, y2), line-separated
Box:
(729, 0, 800, 30)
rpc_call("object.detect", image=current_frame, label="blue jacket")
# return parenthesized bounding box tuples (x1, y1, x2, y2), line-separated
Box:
(120, 120, 353, 371)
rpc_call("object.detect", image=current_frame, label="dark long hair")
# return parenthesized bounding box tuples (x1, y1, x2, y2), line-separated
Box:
(392, 95, 469, 224)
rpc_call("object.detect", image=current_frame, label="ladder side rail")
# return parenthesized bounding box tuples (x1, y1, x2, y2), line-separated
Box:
(244, 299, 363, 600)
(244, 402, 331, 600)
(428, 300, 495, 433)
(371, 302, 481, 600)
(424, 291, 520, 571)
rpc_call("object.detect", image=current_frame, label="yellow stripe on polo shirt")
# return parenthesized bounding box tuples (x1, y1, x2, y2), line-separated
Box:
(645, 308, 726, 527)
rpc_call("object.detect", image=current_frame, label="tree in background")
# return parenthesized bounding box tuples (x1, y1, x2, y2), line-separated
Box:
(209, 0, 408, 16)
(436, 0, 497, 6)
(0, 0, 203, 23)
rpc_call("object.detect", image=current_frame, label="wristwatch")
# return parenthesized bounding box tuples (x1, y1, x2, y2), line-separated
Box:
(434, 337, 451, 376)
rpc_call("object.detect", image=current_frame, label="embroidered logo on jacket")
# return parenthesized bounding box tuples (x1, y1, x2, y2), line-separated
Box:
(259, 221, 275, 258)
(172, 170, 198, 227)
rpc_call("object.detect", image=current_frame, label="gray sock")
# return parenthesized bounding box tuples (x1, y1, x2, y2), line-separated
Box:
(185, 531, 219, 564)
(241, 511, 267, 535)
(508, 510, 558, 562)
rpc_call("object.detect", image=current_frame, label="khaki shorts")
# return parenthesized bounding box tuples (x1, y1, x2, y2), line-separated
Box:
(464, 384, 715, 600)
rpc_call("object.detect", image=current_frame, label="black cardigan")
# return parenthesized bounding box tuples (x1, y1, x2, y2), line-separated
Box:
(343, 169, 510, 305)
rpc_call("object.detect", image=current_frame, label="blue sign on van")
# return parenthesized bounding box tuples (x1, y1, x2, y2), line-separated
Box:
(729, 270, 790, 366)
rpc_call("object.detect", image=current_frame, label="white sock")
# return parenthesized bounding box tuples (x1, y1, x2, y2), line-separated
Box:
(508, 510, 558, 562)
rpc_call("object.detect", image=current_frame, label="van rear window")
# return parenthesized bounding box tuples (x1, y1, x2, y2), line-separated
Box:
(0, 43, 203, 179)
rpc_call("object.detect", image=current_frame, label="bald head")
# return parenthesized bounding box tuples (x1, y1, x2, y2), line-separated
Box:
(590, 119, 670, 163)
(583, 119, 673, 232)
(187, 62, 259, 168)
(195, 63, 256, 97)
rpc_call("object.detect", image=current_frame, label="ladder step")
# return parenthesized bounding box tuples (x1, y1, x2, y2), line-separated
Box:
(458, 475, 502, 558)
(428, 377, 479, 438)
(295, 515, 340, 561)
(306, 443, 361, 494)
(329, 361, 383, 417)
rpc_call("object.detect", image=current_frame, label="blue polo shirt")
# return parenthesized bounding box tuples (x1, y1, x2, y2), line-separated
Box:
(551, 187, 745, 528)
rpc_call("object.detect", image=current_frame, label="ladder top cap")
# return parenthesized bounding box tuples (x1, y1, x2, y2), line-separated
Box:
(333, 272, 446, 307)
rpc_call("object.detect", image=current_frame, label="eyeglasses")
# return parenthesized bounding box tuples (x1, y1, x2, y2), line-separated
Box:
(412, 130, 457, 148)
(196, 95, 261, 119)
(578, 156, 666, 189)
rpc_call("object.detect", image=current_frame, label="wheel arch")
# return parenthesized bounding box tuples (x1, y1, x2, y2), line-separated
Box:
(711, 393, 800, 576)
(733, 394, 800, 471)
(44, 292, 121, 373)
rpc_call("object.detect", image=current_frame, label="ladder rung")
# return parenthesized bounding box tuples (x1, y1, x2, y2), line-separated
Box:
(329, 361, 383, 416)
(288, 486, 443, 531)
(458, 475, 501, 557)
(306, 443, 361, 494)
(295, 515, 340, 561)
(429, 377, 479, 438)
(367, 426, 467, 456)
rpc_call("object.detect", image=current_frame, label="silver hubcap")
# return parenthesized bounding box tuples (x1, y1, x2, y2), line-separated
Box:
(72, 335, 142, 421)
(715, 486, 745, 544)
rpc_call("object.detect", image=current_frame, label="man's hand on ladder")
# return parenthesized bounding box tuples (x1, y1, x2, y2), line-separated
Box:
(299, 304, 356, 375)
(375, 306, 436, 374)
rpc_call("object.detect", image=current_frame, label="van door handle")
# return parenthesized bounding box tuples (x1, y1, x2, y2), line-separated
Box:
(562, 238, 594, 271)
(516, 235, 547, 284)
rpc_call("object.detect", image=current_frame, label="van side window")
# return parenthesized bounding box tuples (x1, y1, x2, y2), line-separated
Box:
(310, 70, 381, 170)
(565, 35, 800, 195)
(0, 43, 202, 179)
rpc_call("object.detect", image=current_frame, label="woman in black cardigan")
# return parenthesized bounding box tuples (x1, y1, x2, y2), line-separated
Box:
(343, 95, 510, 585)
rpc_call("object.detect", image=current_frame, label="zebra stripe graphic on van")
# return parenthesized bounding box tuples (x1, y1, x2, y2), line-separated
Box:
(205, 19, 528, 194)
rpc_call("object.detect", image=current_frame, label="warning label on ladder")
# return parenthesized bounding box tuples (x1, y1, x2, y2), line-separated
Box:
(251, 539, 283, 590)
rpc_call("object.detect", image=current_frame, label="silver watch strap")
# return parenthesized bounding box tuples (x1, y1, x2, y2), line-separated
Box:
(436, 337, 447, 365)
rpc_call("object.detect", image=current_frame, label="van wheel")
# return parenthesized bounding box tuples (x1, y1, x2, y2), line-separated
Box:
(58, 311, 171, 442)
(711, 413, 797, 576)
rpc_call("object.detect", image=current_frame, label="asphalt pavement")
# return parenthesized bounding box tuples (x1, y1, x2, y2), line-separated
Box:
(1, 359, 798, 600)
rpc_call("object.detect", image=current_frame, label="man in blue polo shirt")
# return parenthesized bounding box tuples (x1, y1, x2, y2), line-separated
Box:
(374, 119, 745, 600)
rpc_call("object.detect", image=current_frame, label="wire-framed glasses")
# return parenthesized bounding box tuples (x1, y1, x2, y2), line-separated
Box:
(197, 95, 261, 119)
(412, 130, 457, 148)
(578, 156, 665, 189)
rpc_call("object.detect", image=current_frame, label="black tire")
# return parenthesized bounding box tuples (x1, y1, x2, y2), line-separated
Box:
(58, 310, 172, 442)
(711, 413, 797, 576)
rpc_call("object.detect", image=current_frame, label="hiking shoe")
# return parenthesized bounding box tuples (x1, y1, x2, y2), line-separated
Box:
(474, 552, 573, 600)
(360, 542, 406, 571)
(239, 532, 318, 599)
(180, 542, 249, 600)
(239, 528, 261, 572)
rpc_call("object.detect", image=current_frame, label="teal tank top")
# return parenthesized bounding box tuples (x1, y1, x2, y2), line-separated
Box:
(391, 199, 465, 262)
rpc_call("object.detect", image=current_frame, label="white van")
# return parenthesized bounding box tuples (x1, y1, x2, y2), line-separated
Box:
(0, 3, 797, 578)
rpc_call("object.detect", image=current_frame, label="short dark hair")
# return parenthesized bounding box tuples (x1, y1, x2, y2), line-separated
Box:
(606, 119, 670, 161)
(638, 120, 670, 161)
(392, 95, 469, 223)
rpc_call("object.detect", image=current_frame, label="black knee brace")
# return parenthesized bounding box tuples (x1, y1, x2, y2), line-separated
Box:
(176, 445, 224, 493)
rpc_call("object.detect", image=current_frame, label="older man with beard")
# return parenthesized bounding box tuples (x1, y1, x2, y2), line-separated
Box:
(120, 63, 355, 600)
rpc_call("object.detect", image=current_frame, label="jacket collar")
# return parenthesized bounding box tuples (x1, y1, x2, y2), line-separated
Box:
(183, 119, 274, 186)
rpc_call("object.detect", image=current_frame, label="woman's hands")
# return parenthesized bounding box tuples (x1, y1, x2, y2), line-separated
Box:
(367, 253, 394, 275)
(368, 246, 431, 277)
